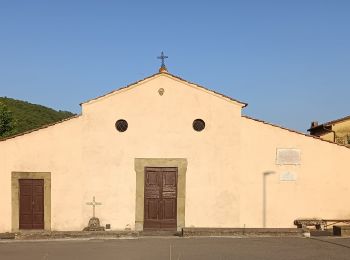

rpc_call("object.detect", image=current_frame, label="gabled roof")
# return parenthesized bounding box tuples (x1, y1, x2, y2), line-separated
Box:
(81, 71, 248, 108)
(0, 71, 247, 142)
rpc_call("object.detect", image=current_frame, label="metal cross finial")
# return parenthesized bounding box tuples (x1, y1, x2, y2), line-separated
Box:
(157, 51, 168, 69)
(86, 196, 102, 218)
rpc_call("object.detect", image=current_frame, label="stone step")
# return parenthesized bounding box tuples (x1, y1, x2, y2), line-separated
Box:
(0, 232, 16, 239)
(140, 230, 181, 237)
(182, 228, 304, 237)
(310, 230, 333, 237)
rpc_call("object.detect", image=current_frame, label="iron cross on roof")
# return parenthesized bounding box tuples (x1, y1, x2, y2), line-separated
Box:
(86, 196, 102, 218)
(157, 51, 168, 70)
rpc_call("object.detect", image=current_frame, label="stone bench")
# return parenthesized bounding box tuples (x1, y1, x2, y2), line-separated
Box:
(294, 219, 326, 230)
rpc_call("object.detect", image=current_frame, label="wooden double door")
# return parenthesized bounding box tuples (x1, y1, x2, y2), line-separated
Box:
(19, 179, 44, 229)
(144, 167, 178, 230)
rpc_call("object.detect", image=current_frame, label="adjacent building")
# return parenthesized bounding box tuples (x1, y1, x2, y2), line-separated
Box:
(308, 116, 350, 146)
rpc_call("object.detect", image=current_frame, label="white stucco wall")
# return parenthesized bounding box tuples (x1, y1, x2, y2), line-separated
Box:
(0, 72, 350, 232)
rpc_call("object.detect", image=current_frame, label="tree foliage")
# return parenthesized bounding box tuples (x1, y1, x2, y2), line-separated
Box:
(0, 97, 75, 138)
(0, 102, 15, 137)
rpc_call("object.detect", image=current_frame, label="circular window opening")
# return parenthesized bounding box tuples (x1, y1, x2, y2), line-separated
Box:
(115, 119, 128, 132)
(193, 119, 205, 132)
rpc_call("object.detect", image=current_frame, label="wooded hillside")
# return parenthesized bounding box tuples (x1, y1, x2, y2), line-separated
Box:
(0, 97, 75, 138)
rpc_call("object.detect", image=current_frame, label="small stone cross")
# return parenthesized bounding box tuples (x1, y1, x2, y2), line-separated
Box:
(86, 196, 102, 218)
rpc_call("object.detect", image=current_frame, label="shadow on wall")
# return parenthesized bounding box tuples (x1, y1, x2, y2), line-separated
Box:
(263, 171, 275, 228)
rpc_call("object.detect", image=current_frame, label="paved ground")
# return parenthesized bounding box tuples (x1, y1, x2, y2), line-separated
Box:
(1, 236, 350, 260)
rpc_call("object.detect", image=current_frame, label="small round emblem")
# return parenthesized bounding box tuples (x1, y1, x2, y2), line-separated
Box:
(158, 88, 165, 96)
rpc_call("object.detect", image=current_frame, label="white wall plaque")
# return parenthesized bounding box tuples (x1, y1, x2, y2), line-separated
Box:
(276, 148, 301, 165)
(280, 171, 297, 181)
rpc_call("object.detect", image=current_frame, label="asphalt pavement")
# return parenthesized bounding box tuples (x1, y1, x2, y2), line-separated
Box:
(1, 236, 350, 260)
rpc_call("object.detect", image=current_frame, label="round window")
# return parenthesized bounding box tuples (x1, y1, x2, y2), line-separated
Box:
(115, 119, 128, 132)
(193, 119, 205, 132)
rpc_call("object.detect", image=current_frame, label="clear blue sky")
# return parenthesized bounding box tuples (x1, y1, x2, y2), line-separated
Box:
(1, 0, 349, 132)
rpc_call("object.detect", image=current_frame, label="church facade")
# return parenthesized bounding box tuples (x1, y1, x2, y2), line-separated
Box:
(1, 70, 350, 233)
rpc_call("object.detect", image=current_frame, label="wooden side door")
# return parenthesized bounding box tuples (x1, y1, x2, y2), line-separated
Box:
(144, 167, 177, 230)
(160, 168, 177, 229)
(19, 179, 44, 229)
(144, 168, 162, 229)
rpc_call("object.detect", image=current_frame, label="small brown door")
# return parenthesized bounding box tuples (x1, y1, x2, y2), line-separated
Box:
(19, 179, 44, 229)
(144, 167, 177, 230)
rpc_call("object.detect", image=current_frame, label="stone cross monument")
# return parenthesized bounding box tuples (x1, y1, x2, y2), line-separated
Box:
(83, 196, 105, 231)
(87, 196, 101, 218)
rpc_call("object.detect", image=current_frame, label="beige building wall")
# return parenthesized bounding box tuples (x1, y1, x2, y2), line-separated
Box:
(319, 132, 334, 142)
(1, 72, 350, 232)
(79, 74, 243, 230)
(333, 120, 350, 135)
(240, 117, 350, 228)
(333, 120, 350, 145)
(0, 117, 83, 232)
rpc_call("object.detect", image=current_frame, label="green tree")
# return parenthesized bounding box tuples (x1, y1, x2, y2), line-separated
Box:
(0, 102, 16, 137)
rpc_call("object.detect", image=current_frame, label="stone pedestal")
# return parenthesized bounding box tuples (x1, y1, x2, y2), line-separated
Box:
(83, 217, 105, 231)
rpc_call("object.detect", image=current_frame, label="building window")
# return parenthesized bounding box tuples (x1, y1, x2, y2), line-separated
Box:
(115, 119, 128, 132)
(193, 119, 205, 132)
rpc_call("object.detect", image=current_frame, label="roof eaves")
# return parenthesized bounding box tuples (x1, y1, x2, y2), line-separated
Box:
(165, 73, 248, 108)
(308, 115, 350, 131)
(80, 73, 161, 106)
(323, 115, 350, 127)
(242, 115, 350, 149)
(0, 115, 81, 142)
(307, 124, 325, 132)
(81, 72, 248, 108)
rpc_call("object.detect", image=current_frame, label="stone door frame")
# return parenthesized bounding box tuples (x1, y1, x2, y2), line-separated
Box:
(11, 172, 51, 232)
(134, 158, 187, 231)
